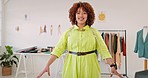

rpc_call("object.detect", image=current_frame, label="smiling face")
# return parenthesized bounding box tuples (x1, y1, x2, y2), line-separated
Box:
(76, 7, 88, 27)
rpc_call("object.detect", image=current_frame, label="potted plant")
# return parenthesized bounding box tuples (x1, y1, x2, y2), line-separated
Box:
(0, 45, 19, 76)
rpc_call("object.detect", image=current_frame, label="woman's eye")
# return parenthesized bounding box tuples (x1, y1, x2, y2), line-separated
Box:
(83, 12, 87, 14)
(76, 12, 80, 14)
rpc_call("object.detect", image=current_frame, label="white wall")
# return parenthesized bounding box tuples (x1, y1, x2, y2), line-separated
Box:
(1, 0, 148, 77)
(0, 0, 2, 46)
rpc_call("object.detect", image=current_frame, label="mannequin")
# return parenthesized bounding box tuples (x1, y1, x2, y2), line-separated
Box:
(143, 26, 148, 70)
(143, 26, 148, 42)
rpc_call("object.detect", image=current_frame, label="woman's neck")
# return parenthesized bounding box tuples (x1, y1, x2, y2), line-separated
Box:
(77, 24, 86, 29)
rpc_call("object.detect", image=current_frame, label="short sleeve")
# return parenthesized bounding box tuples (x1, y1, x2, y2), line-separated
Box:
(51, 28, 71, 58)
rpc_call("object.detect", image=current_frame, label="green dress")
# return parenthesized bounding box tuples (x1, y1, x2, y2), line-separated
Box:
(51, 25, 112, 78)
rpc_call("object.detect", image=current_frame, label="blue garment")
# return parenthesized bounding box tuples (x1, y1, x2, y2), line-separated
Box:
(134, 29, 148, 58)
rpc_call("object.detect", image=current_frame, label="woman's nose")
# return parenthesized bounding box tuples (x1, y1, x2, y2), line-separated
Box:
(79, 13, 83, 17)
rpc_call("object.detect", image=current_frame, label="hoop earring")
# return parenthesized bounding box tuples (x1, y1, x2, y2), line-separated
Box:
(86, 21, 88, 25)
(75, 20, 77, 25)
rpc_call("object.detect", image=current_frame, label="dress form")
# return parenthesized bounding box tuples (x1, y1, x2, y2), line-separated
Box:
(143, 26, 148, 42)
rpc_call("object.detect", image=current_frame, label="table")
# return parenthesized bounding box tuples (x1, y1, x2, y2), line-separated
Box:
(14, 52, 65, 78)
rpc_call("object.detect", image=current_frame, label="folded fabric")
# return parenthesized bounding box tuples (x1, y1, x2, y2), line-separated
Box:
(16, 46, 37, 53)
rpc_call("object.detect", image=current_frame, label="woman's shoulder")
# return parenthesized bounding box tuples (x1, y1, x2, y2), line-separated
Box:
(90, 27, 101, 34)
(90, 27, 99, 32)
(61, 26, 74, 36)
(90, 27, 97, 30)
(65, 26, 74, 32)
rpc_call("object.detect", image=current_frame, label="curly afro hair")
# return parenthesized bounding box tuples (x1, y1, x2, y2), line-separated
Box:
(69, 1, 95, 26)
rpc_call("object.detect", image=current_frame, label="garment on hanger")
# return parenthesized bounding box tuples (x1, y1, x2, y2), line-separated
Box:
(108, 33, 112, 53)
(101, 32, 105, 40)
(122, 37, 126, 56)
(134, 28, 148, 59)
(99, 30, 127, 76)
(105, 33, 109, 49)
(101, 32, 124, 64)
(116, 33, 121, 68)
(113, 34, 118, 54)
(111, 33, 115, 62)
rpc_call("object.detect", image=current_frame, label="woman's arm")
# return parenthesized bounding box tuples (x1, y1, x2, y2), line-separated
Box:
(105, 58, 123, 78)
(105, 58, 114, 65)
(46, 54, 57, 67)
(45, 54, 57, 76)
(37, 54, 57, 78)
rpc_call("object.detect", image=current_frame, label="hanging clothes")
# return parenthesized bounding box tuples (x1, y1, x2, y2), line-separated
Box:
(111, 33, 115, 62)
(116, 33, 121, 68)
(101, 32, 105, 40)
(134, 29, 148, 59)
(113, 34, 118, 62)
(120, 37, 123, 52)
(105, 33, 109, 49)
(122, 37, 126, 56)
(108, 33, 112, 54)
(113, 34, 118, 54)
(98, 30, 127, 76)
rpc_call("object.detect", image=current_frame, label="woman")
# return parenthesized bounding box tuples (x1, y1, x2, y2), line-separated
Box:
(37, 1, 122, 78)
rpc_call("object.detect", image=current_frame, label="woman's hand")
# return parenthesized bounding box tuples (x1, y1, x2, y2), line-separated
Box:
(36, 66, 50, 78)
(110, 67, 123, 78)
(36, 55, 57, 78)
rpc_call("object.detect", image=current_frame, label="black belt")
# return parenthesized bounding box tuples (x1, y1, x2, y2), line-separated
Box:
(69, 50, 97, 56)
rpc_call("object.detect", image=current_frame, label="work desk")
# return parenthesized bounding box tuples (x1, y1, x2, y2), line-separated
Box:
(14, 52, 65, 78)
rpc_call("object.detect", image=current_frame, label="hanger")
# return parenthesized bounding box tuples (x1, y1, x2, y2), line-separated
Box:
(143, 26, 148, 29)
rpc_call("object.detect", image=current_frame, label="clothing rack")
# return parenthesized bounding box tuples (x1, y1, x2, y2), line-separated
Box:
(98, 29, 128, 78)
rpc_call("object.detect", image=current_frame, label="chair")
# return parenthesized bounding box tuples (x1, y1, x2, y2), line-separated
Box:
(135, 70, 148, 78)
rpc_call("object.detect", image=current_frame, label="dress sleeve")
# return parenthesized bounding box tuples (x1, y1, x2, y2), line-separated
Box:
(51, 29, 70, 58)
(93, 28, 112, 60)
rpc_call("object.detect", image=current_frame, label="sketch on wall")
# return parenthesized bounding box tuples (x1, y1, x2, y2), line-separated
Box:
(98, 11, 106, 21)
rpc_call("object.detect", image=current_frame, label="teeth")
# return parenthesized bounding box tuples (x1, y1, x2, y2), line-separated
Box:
(79, 18, 84, 21)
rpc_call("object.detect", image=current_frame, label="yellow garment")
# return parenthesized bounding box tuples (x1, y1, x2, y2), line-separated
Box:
(51, 25, 112, 78)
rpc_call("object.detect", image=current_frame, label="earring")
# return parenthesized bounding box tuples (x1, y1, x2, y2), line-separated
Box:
(75, 20, 77, 25)
(86, 20, 88, 25)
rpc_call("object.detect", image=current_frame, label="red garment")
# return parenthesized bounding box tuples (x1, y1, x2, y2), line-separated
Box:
(105, 33, 109, 49)
(122, 37, 126, 56)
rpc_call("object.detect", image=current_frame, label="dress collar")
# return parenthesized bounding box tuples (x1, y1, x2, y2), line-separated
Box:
(73, 25, 90, 31)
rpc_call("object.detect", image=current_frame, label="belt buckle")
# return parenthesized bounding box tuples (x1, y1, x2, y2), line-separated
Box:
(77, 52, 81, 56)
